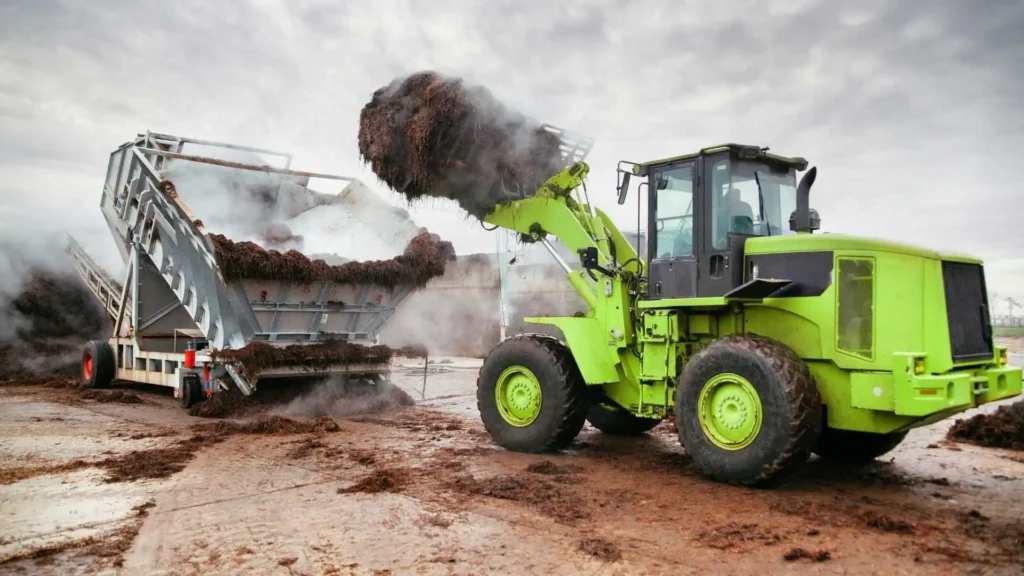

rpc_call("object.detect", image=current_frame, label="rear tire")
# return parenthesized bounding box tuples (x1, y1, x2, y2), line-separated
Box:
(676, 334, 822, 487)
(477, 334, 588, 453)
(180, 374, 204, 409)
(82, 340, 114, 389)
(587, 396, 661, 436)
(814, 428, 908, 464)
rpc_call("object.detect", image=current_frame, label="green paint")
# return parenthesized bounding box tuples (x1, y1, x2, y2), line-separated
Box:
(526, 316, 621, 384)
(639, 312, 678, 381)
(481, 150, 1021, 443)
(494, 365, 543, 427)
(698, 373, 763, 450)
(744, 233, 983, 263)
(638, 297, 731, 309)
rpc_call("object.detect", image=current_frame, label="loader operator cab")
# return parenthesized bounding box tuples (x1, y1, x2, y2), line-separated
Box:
(622, 144, 811, 300)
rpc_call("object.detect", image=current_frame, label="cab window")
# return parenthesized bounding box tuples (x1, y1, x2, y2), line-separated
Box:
(653, 165, 694, 258)
(709, 158, 797, 250)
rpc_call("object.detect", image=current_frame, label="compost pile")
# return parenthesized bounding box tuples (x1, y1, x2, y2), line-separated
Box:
(209, 340, 427, 379)
(210, 230, 454, 287)
(358, 71, 566, 219)
(0, 271, 108, 382)
(947, 401, 1024, 450)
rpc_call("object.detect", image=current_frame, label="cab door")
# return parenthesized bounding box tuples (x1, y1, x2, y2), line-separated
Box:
(647, 161, 700, 300)
(699, 154, 755, 297)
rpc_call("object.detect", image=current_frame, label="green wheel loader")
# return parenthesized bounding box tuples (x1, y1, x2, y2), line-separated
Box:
(476, 144, 1022, 486)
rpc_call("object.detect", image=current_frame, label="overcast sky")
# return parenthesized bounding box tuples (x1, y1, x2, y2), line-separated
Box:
(1, 0, 1022, 312)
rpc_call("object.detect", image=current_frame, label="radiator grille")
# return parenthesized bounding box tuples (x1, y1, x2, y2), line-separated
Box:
(941, 261, 992, 363)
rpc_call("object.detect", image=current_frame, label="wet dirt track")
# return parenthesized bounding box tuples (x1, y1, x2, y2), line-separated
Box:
(1, 355, 1022, 575)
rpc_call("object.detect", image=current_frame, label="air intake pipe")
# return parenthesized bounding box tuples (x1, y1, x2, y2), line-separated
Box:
(789, 166, 820, 233)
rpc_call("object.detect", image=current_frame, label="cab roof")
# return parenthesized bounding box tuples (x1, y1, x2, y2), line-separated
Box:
(635, 144, 808, 175)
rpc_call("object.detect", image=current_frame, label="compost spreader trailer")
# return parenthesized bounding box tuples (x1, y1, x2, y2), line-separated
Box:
(69, 132, 424, 408)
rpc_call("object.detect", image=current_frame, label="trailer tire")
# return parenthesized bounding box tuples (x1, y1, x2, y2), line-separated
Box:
(813, 428, 908, 464)
(586, 395, 662, 436)
(180, 374, 204, 409)
(81, 340, 114, 389)
(477, 334, 588, 453)
(676, 334, 822, 487)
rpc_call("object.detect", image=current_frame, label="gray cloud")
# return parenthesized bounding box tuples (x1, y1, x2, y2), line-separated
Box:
(1, 0, 1021, 311)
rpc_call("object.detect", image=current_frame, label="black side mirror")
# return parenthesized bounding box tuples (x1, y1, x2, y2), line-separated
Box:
(617, 172, 631, 205)
(577, 246, 613, 279)
(577, 246, 599, 268)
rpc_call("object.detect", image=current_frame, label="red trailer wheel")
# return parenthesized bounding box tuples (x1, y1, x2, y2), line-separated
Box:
(82, 341, 114, 389)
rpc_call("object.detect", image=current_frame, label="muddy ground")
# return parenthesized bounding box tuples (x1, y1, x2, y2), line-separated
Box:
(1, 355, 1023, 575)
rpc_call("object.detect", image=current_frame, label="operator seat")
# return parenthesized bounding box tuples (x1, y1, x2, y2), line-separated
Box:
(726, 188, 755, 235)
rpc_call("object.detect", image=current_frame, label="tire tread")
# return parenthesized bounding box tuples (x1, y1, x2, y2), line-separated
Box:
(476, 333, 587, 452)
(679, 333, 822, 486)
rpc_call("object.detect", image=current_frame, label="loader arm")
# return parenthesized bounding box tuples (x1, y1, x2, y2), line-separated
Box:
(482, 162, 655, 413)
(482, 162, 640, 274)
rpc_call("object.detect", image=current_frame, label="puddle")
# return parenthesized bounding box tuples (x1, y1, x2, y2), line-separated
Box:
(0, 468, 151, 554)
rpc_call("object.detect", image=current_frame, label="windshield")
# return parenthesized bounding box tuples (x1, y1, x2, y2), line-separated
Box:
(709, 159, 797, 250)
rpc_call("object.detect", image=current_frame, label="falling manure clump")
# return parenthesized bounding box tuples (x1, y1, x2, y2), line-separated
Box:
(210, 230, 454, 286)
(358, 71, 567, 219)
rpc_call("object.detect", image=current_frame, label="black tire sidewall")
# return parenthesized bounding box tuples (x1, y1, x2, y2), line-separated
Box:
(181, 375, 202, 409)
(82, 340, 113, 389)
(678, 343, 794, 483)
(478, 338, 577, 453)
(181, 377, 193, 408)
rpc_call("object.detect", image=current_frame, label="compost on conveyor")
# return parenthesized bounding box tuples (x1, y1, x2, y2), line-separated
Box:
(209, 230, 455, 287)
(358, 71, 566, 219)
(210, 340, 428, 379)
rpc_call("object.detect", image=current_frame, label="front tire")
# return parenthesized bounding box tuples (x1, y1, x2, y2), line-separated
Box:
(814, 428, 907, 464)
(477, 334, 588, 453)
(676, 334, 822, 486)
(82, 340, 114, 389)
(587, 395, 661, 436)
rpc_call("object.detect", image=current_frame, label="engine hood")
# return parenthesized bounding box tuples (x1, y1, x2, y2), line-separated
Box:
(744, 233, 982, 264)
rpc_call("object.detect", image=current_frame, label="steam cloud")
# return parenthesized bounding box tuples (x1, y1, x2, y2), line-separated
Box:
(272, 376, 415, 418)
(379, 252, 586, 358)
(0, 234, 109, 380)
